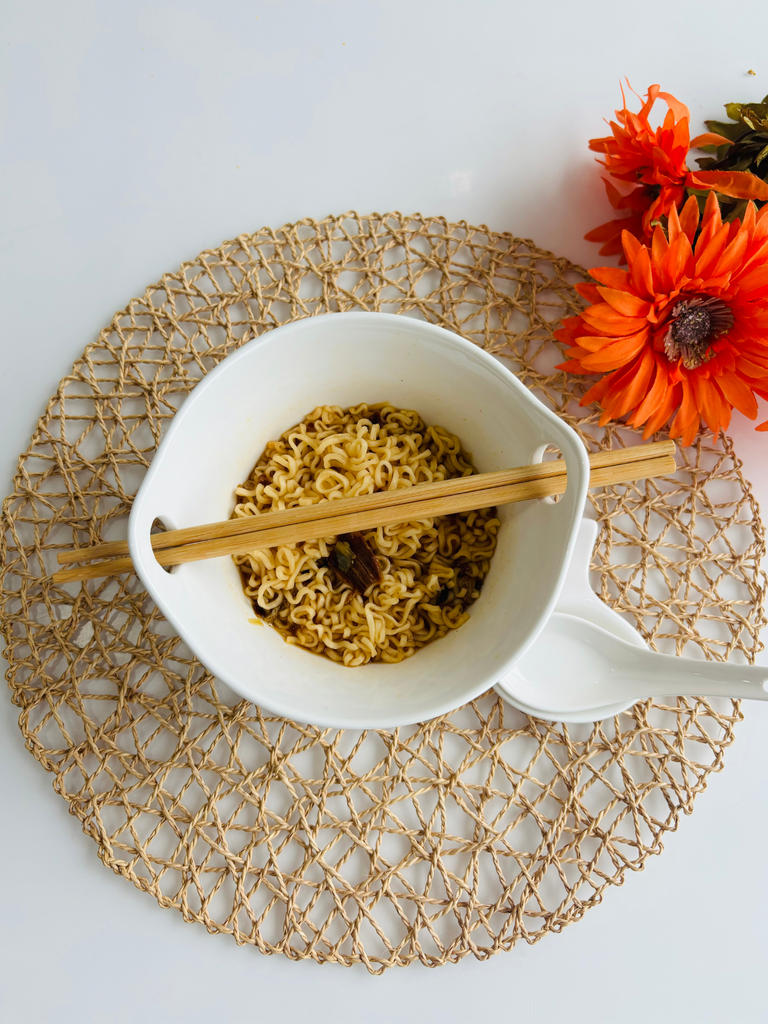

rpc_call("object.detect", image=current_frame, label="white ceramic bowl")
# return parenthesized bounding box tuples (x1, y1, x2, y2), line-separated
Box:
(128, 312, 589, 728)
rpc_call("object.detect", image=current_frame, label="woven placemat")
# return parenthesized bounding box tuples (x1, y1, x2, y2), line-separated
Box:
(2, 213, 766, 972)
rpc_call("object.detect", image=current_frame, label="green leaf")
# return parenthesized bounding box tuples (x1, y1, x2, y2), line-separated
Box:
(737, 154, 758, 170)
(755, 143, 768, 167)
(696, 142, 734, 157)
(705, 119, 745, 141)
(726, 102, 744, 121)
(730, 102, 768, 131)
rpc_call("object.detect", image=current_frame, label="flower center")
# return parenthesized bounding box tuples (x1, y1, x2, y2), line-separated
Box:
(673, 307, 712, 345)
(663, 297, 734, 369)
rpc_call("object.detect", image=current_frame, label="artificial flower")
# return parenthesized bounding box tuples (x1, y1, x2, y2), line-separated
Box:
(557, 193, 768, 444)
(587, 84, 768, 254)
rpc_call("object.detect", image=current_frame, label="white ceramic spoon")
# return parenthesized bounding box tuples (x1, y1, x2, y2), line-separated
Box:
(507, 612, 768, 716)
(496, 518, 639, 722)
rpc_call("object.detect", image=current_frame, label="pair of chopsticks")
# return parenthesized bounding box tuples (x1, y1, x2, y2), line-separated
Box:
(52, 439, 676, 584)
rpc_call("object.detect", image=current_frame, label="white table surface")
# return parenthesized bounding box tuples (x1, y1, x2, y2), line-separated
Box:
(2, 3, 768, 1022)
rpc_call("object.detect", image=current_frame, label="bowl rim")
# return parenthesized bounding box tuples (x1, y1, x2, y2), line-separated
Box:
(128, 311, 589, 728)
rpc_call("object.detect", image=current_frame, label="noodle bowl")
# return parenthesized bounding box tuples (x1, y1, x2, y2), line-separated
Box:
(129, 310, 590, 727)
(233, 403, 500, 666)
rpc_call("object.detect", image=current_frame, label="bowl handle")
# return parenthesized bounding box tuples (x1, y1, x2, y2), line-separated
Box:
(525, 404, 591, 597)
(530, 420, 590, 517)
(127, 486, 184, 604)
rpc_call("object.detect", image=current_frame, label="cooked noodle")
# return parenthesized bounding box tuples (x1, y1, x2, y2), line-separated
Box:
(233, 403, 499, 666)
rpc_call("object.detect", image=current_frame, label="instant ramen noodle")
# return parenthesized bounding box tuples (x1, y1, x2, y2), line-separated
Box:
(233, 403, 499, 666)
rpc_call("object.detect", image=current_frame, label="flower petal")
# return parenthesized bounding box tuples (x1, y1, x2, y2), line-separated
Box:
(736, 265, 768, 294)
(681, 412, 701, 447)
(576, 373, 615, 407)
(651, 224, 669, 267)
(572, 333, 619, 353)
(742, 200, 757, 236)
(735, 356, 768, 379)
(561, 348, 592, 364)
(581, 304, 648, 337)
(688, 170, 768, 201)
(575, 282, 602, 304)
(662, 232, 694, 288)
(669, 379, 702, 445)
(690, 132, 733, 148)
(601, 346, 655, 417)
(690, 372, 726, 433)
(694, 222, 730, 279)
(631, 356, 669, 425)
(555, 358, 589, 373)
(622, 230, 643, 264)
(557, 324, 585, 352)
(629, 246, 655, 299)
(667, 203, 684, 243)
(642, 385, 680, 438)
(596, 286, 651, 317)
(581, 359, 640, 410)
(716, 372, 758, 419)
(678, 195, 700, 244)
(578, 330, 649, 371)
(585, 218, 632, 243)
(713, 228, 749, 277)
(590, 266, 631, 289)
(671, 377, 699, 431)
(697, 191, 723, 244)
(736, 341, 768, 366)
(737, 236, 768, 278)
(657, 89, 690, 122)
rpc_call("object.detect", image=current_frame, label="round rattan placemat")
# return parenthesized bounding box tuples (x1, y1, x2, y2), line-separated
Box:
(2, 213, 766, 972)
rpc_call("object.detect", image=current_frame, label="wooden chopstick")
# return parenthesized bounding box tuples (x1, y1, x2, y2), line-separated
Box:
(57, 439, 676, 567)
(51, 443, 676, 585)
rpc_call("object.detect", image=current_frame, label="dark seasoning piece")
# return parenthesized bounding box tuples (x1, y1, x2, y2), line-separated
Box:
(328, 532, 382, 593)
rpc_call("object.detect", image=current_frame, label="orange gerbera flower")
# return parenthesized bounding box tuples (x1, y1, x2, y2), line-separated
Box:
(557, 192, 768, 445)
(587, 83, 768, 256)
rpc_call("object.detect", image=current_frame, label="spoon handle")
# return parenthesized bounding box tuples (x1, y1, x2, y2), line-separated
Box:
(626, 650, 768, 702)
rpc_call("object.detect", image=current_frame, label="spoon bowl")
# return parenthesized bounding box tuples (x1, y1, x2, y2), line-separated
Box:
(508, 612, 768, 716)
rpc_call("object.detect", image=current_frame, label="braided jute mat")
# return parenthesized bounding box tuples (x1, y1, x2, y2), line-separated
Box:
(2, 212, 766, 973)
